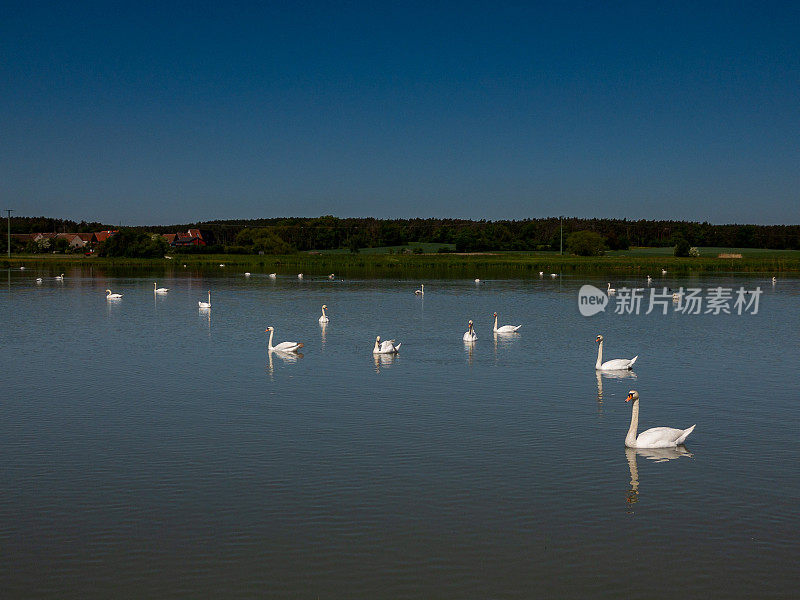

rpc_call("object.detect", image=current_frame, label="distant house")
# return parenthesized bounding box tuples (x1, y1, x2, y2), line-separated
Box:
(163, 229, 205, 247)
(94, 230, 117, 243)
(55, 233, 88, 248)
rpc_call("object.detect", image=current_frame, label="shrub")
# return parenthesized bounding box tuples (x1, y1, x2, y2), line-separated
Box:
(674, 237, 691, 257)
(566, 231, 606, 256)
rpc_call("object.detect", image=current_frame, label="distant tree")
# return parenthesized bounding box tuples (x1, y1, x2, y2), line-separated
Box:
(566, 231, 606, 256)
(235, 228, 295, 254)
(96, 229, 169, 258)
(674, 237, 691, 257)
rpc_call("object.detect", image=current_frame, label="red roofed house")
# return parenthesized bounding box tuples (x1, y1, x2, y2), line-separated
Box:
(166, 229, 205, 247)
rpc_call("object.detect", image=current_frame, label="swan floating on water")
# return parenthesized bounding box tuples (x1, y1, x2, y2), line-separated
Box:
(607, 283, 616, 295)
(244, 272, 251, 277)
(661, 268, 667, 275)
(297, 273, 303, 280)
(474, 278, 481, 283)
(55, 273, 64, 281)
(595, 335, 637, 370)
(105, 289, 123, 300)
(265, 326, 304, 353)
(36, 277, 43, 283)
(328, 273, 335, 279)
(463, 319, 477, 342)
(550, 273, 558, 278)
(153, 282, 169, 294)
(198, 291, 211, 309)
(269, 273, 277, 279)
(625, 390, 695, 449)
(373, 335, 400, 354)
(414, 284, 424, 296)
(493, 312, 521, 333)
(318, 304, 330, 323)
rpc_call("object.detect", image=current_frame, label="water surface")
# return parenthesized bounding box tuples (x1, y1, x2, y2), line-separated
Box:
(1, 269, 798, 598)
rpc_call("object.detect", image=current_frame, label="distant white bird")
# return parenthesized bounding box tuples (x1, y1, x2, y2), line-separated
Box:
(539, 271, 544, 277)
(607, 283, 616, 295)
(625, 390, 695, 449)
(298, 273, 303, 279)
(550, 273, 558, 278)
(463, 319, 478, 342)
(493, 312, 521, 333)
(182, 264, 187, 267)
(772, 276, 777, 283)
(328, 273, 335, 279)
(105, 289, 123, 300)
(646, 275, 652, 284)
(244, 272, 251, 277)
(269, 273, 277, 279)
(265, 326, 304, 353)
(661, 268, 667, 275)
(36, 277, 43, 283)
(595, 335, 637, 370)
(319, 304, 330, 323)
(373, 335, 401, 354)
(219, 264, 225, 267)
(19, 266, 25, 270)
(153, 282, 169, 294)
(55, 273, 64, 281)
(198, 291, 211, 309)
(474, 278, 481, 283)
(414, 283, 424, 295)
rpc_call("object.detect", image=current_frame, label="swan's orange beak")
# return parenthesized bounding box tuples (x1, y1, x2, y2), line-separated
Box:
(626, 393, 634, 402)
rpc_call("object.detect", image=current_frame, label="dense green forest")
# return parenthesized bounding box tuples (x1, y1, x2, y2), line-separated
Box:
(5, 215, 800, 254)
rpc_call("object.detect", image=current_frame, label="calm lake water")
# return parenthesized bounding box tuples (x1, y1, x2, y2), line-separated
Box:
(1, 268, 798, 599)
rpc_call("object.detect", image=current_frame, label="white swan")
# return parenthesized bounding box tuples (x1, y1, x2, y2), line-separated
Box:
(328, 273, 335, 279)
(153, 282, 169, 294)
(266, 326, 304, 353)
(55, 273, 64, 281)
(607, 283, 616, 295)
(474, 278, 481, 283)
(297, 273, 303, 279)
(595, 335, 637, 370)
(550, 273, 558, 278)
(318, 304, 330, 323)
(625, 390, 695, 448)
(463, 319, 477, 342)
(19, 266, 25, 270)
(219, 264, 225, 267)
(493, 312, 521, 333)
(36, 277, 43, 283)
(198, 291, 211, 309)
(414, 283, 424, 295)
(646, 275, 652, 284)
(105, 289, 123, 300)
(539, 271, 544, 277)
(269, 273, 277, 279)
(244, 272, 251, 277)
(661, 268, 667, 275)
(772, 276, 777, 283)
(373, 335, 401, 354)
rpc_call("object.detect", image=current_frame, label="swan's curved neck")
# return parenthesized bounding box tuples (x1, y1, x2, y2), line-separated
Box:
(268, 328, 274, 350)
(493, 314, 498, 330)
(596, 341, 603, 369)
(625, 399, 639, 447)
(322, 306, 326, 317)
(374, 339, 380, 352)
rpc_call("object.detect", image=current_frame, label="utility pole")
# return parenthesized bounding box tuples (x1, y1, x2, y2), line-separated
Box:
(5, 209, 12, 258)
(559, 215, 563, 255)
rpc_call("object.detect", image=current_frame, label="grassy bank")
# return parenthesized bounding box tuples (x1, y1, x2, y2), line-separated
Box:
(3, 247, 799, 278)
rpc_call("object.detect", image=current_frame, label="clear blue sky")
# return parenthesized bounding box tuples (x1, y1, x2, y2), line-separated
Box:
(2, 1, 798, 225)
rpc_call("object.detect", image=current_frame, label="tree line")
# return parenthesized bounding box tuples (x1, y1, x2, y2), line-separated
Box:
(5, 215, 800, 254)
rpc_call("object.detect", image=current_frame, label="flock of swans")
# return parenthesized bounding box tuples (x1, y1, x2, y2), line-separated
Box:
(33, 270, 716, 450)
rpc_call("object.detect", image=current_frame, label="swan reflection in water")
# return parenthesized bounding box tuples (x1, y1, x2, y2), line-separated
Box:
(267, 349, 304, 377)
(464, 340, 475, 366)
(373, 352, 397, 373)
(626, 446, 692, 508)
(319, 321, 327, 348)
(596, 368, 637, 402)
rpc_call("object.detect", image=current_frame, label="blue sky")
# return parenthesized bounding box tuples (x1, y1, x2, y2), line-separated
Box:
(1, 1, 798, 225)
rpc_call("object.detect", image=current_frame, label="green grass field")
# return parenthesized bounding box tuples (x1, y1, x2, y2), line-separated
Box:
(4, 246, 799, 278)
